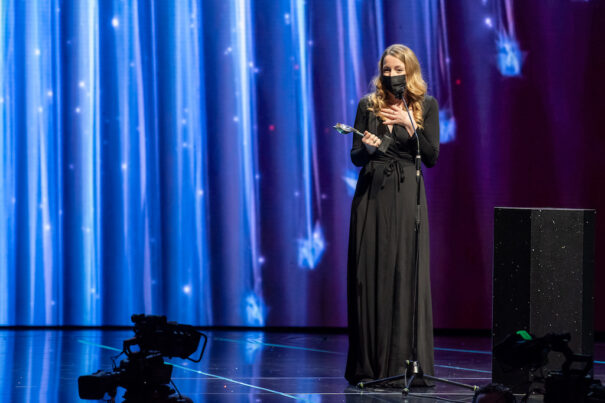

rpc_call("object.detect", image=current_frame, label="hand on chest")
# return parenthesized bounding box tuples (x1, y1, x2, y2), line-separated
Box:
(377, 118, 411, 146)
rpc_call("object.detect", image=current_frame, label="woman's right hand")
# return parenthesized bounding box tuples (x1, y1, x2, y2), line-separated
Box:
(362, 131, 381, 154)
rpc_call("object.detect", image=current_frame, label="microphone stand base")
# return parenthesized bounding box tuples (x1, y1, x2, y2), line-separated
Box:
(357, 360, 480, 396)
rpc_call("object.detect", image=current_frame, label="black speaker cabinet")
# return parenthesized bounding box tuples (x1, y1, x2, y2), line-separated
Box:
(492, 207, 595, 391)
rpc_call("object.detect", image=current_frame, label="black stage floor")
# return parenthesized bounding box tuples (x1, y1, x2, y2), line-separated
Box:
(1, 329, 603, 402)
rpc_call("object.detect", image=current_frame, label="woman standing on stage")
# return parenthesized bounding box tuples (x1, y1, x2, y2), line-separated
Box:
(345, 44, 440, 386)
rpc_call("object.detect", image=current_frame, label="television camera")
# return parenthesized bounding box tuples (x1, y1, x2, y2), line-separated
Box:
(78, 314, 207, 403)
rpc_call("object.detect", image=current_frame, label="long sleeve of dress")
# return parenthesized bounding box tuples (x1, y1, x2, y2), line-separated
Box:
(407, 96, 440, 167)
(351, 98, 371, 167)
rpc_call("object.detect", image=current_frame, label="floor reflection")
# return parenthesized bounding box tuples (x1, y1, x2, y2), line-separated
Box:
(0, 330, 603, 402)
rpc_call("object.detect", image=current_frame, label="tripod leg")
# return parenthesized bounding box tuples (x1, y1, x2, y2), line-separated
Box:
(423, 374, 478, 391)
(403, 374, 415, 396)
(357, 373, 407, 389)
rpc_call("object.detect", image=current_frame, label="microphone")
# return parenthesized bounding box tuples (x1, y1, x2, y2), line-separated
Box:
(395, 78, 422, 216)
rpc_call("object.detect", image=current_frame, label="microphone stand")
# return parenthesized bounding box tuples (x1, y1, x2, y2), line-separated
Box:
(357, 91, 479, 397)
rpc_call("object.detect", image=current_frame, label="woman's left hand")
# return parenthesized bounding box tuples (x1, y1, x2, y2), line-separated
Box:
(380, 105, 415, 136)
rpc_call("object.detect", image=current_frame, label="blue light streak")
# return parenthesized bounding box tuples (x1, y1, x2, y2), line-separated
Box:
(494, 0, 523, 77)
(335, 0, 348, 125)
(298, 222, 325, 269)
(346, 0, 363, 96)
(147, 0, 162, 318)
(374, 0, 385, 51)
(439, 109, 457, 144)
(169, 0, 212, 323)
(437, 0, 456, 143)
(191, 0, 212, 324)
(50, 0, 65, 326)
(133, 0, 154, 315)
(497, 32, 522, 76)
(232, 0, 265, 324)
(0, 331, 15, 401)
(45, 1, 103, 325)
(112, 0, 134, 318)
(343, 170, 359, 196)
(245, 292, 266, 326)
(39, 332, 61, 399)
(82, 1, 102, 325)
(12, 0, 75, 324)
(24, 334, 34, 402)
(294, 0, 324, 270)
(243, 332, 264, 363)
(0, 0, 15, 325)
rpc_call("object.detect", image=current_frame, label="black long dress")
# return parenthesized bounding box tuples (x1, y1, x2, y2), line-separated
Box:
(345, 95, 440, 386)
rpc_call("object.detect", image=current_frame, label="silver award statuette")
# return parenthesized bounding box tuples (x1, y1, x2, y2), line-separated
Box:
(333, 123, 392, 153)
(333, 123, 364, 136)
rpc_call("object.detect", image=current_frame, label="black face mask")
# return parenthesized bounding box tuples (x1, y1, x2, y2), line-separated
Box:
(381, 74, 407, 97)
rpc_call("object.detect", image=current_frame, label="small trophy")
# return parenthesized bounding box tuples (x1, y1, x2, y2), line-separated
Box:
(333, 123, 392, 153)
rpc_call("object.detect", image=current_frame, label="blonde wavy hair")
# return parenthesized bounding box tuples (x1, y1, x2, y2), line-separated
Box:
(368, 44, 427, 130)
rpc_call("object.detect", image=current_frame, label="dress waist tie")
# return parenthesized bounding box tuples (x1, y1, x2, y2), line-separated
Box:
(369, 157, 411, 199)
